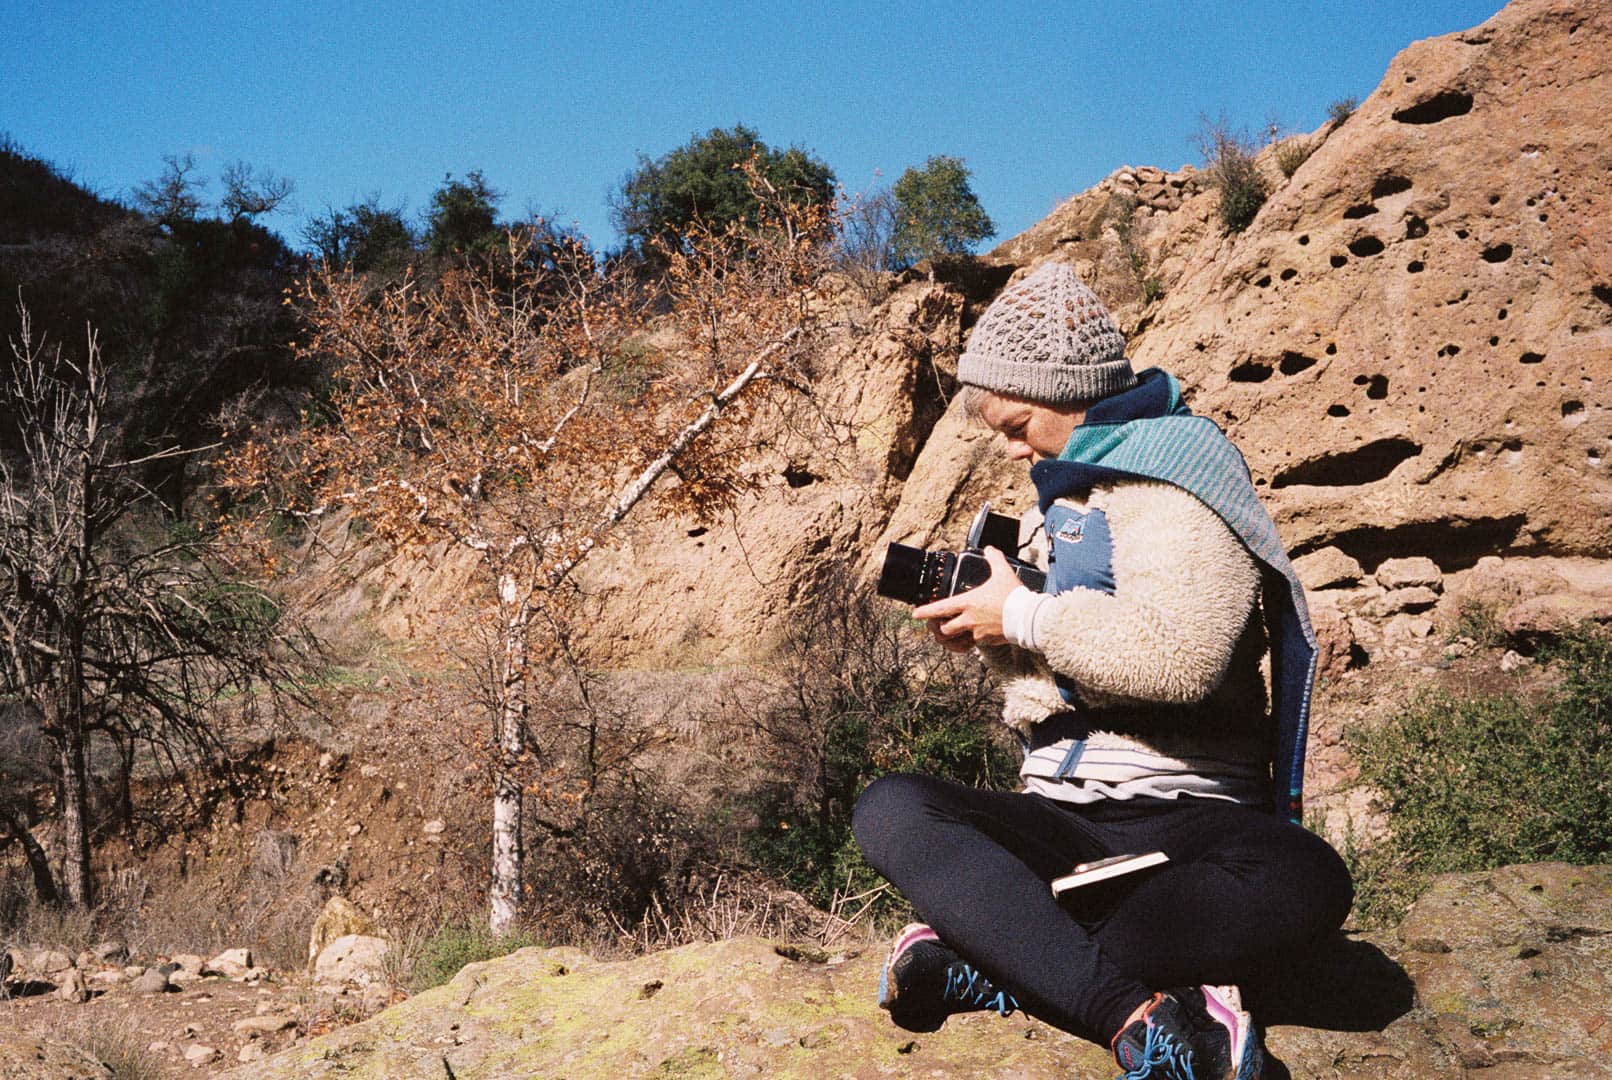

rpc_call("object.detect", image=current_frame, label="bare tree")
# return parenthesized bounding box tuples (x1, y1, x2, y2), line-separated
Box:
(226, 166, 833, 933)
(0, 303, 306, 906)
(220, 161, 294, 221)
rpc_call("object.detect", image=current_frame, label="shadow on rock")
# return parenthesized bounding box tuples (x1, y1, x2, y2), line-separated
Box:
(1244, 933, 1414, 1032)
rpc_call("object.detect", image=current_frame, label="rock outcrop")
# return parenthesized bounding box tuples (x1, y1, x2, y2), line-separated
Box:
(221, 862, 1612, 1079)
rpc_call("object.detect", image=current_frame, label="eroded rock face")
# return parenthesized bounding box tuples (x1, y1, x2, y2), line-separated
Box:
(0, 1034, 113, 1080)
(220, 862, 1612, 1080)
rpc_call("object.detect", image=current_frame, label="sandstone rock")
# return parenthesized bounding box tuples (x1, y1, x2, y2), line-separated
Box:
(206, 947, 253, 979)
(1375, 586, 1439, 616)
(308, 897, 378, 966)
(131, 966, 171, 994)
(421, 818, 445, 836)
(182, 1044, 219, 1067)
(1295, 546, 1364, 589)
(168, 968, 203, 989)
(0, 1032, 113, 1079)
(1502, 591, 1612, 637)
(217, 864, 1612, 1080)
(1375, 556, 1443, 592)
(232, 1014, 297, 1037)
(170, 953, 204, 975)
(238, 1043, 266, 1064)
(314, 934, 390, 987)
(91, 940, 128, 965)
(121, 965, 144, 978)
(88, 969, 126, 988)
(31, 949, 73, 975)
(1500, 649, 1532, 673)
(1310, 603, 1362, 683)
(55, 966, 88, 1003)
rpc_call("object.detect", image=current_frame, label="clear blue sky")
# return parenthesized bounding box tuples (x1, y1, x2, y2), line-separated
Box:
(4, 1, 1505, 253)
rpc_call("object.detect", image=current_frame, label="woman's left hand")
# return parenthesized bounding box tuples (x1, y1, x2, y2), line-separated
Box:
(912, 546, 1022, 647)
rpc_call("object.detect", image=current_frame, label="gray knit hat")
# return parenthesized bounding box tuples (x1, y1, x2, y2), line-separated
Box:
(958, 262, 1135, 403)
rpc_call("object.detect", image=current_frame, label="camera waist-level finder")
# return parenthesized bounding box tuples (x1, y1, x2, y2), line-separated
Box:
(876, 504, 1047, 606)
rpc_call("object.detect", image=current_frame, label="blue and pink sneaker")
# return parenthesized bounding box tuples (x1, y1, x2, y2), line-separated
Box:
(877, 922, 1020, 1032)
(1110, 984, 1263, 1080)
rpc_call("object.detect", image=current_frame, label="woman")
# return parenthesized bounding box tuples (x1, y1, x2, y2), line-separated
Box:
(853, 263, 1352, 1080)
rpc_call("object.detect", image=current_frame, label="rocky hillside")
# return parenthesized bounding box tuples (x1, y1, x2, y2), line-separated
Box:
(183, 862, 1611, 1079)
(331, 0, 1609, 677)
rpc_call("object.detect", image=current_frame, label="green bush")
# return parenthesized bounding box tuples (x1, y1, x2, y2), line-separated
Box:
(1273, 137, 1313, 179)
(1195, 117, 1268, 233)
(1346, 627, 1612, 926)
(406, 920, 538, 992)
(1327, 96, 1360, 125)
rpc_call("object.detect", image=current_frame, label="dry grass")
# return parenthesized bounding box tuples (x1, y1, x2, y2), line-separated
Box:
(53, 1014, 169, 1080)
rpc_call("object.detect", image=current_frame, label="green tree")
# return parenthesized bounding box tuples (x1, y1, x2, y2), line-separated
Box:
(426, 170, 502, 258)
(890, 155, 996, 273)
(612, 125, 835, 256)
(305, 196, 417, 274)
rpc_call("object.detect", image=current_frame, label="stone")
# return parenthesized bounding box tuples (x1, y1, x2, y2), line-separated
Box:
(422, 818, 446, 836)
(92, 940, 129, 964)
(131, 967, 172, 994)
(1502, 591, 1612, 638)
(1295, 546, 1364, 589)
(31, 949, 73, 975)
(1375, 557, 1443, 592)
(1375, 587, 1439, 616)
(232, 1014, 297, 1037)
(1500, 649, 1533, 673)
(308, 896, 378, 966)
(314, 934, 390, 987)
(55, 966, 89, 1003)
(0, 1031, 113, 1078)
(88, 969, 127, 987)
(122, 964, 144, 978)
(238, 1043, 266, 1064)
(168, 968, 203, 989)
(182, 1044, 219, 1067)
(207, 948, 253, 979)
(170, 953, 204, 974)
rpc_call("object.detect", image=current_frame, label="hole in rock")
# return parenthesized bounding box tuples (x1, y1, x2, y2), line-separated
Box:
(1366, 375, 1390, 399)
(1280, 268, 1297, 281)
(1353, 375, 1370, 385)
(1405, 216, 1428, 239)
(1343, 203, 1378, 220)
(1330, 254, 1348, 268)
(687, 527, 709, 538)
(1325, 343, 1338, 356)
(783, 464, 818, 488)
(1519, 352, 1545, 365)
(1438, 343, 1462, 357)
(1407, 261, 1424, 273)
(1298, 235, 1310, 245)
(1279, 351, 1318, 375)
(1592, 284, 1612, 307)
(1230, 361, 1274, 383)
(1348, 236, 1385, 257)
(1271, 437, 1421, 488)
(1538, 213, 1548, 223)
(1255, 275, 1272, 288)
(1392, 90, 1474, 125)
(1372, 175, 1414, 199)
(1489, 336, 1500, 346)
(1300, 514, 1527, 573)
(1455, 229, 1470, 240)
(1488, 194, 1501, 206)
(1327, 404, 1351, 418)
(1481, 243, 1513, 263)
(1498, 308, 1508, 320)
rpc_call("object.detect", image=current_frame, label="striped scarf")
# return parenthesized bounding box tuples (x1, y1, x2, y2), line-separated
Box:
(1029, 367, 1316, 823)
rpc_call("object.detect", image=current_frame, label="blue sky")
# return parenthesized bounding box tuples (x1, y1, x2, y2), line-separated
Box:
(4, 1, 1505, 252)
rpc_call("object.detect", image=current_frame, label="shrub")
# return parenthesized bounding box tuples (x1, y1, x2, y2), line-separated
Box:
(405, 919, 538, 992)
(1327, 96, 1360, 125)
(1195, 117, 1268, 233)
(1273, 137, 1314, 179)
(57, 1016, 167, 1080)
(1346, 627, 1612, 926)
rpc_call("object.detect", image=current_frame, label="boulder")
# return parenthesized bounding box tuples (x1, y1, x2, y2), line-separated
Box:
(130, 967, 172, 994)
(54, 966, 88, 1003)
(0, 1031, 113, 1079)
(30, 950, 73, 976)
(206, 947, 253, 979)
(313, 934, 390, 987)
(182, 1044, 219, 1067)
(1294, 546, 1364, 589)
(1375, 556, 1443, 592)
(217, 864, 1612, 1080)
(1502, 591, 1612, 638)
(1375, 586, 1440, 616)
(307, 896, 378, 966)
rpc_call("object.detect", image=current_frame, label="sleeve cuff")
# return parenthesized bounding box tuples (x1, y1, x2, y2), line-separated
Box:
(1001, 586, 1049, 652)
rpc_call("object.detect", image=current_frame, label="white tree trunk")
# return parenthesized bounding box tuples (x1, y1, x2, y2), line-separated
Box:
(488, 576, 528, 936)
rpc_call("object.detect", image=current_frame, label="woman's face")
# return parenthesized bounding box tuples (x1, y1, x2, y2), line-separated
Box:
(976, 392, 1089, 463)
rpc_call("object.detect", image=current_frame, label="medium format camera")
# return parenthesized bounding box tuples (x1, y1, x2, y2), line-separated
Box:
(876, 504, 1047, 606)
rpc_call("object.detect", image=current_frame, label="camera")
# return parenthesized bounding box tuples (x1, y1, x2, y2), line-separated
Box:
(876, 504, 1047, 605)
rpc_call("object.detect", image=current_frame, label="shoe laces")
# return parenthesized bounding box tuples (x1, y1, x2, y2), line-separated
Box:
(941, 962, 1019, 1017)
(1117, 1016, 1197, 1080)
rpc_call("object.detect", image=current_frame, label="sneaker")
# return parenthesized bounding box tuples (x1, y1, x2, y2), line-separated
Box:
(1110, 985, 1262, 1080)
(877, 923, 1019, 1032)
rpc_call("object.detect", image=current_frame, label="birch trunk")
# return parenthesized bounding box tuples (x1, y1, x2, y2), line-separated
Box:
(488, 575, 528, 935)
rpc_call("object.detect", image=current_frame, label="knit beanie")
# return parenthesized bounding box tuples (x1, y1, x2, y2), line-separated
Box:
(957, 262, 1135, 404)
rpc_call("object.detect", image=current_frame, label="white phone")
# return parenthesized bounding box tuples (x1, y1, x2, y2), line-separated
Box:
(1051, 851, 1170, 896)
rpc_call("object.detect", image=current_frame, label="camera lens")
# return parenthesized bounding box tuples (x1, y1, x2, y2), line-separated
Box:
(876, 544, 928, 605)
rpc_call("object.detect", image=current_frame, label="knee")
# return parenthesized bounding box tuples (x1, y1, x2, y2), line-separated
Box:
(1282, 830, 1356, 937)
(851, 773, 936, 867)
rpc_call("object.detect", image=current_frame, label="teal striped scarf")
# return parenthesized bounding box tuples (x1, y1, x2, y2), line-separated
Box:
(1029, 367, 1316, 823)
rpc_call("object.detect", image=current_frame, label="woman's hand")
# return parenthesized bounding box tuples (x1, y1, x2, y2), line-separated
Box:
(912, 546, 1022, 649)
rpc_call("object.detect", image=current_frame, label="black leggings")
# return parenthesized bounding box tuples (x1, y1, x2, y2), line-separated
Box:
(852, 773, 1353, 1043)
